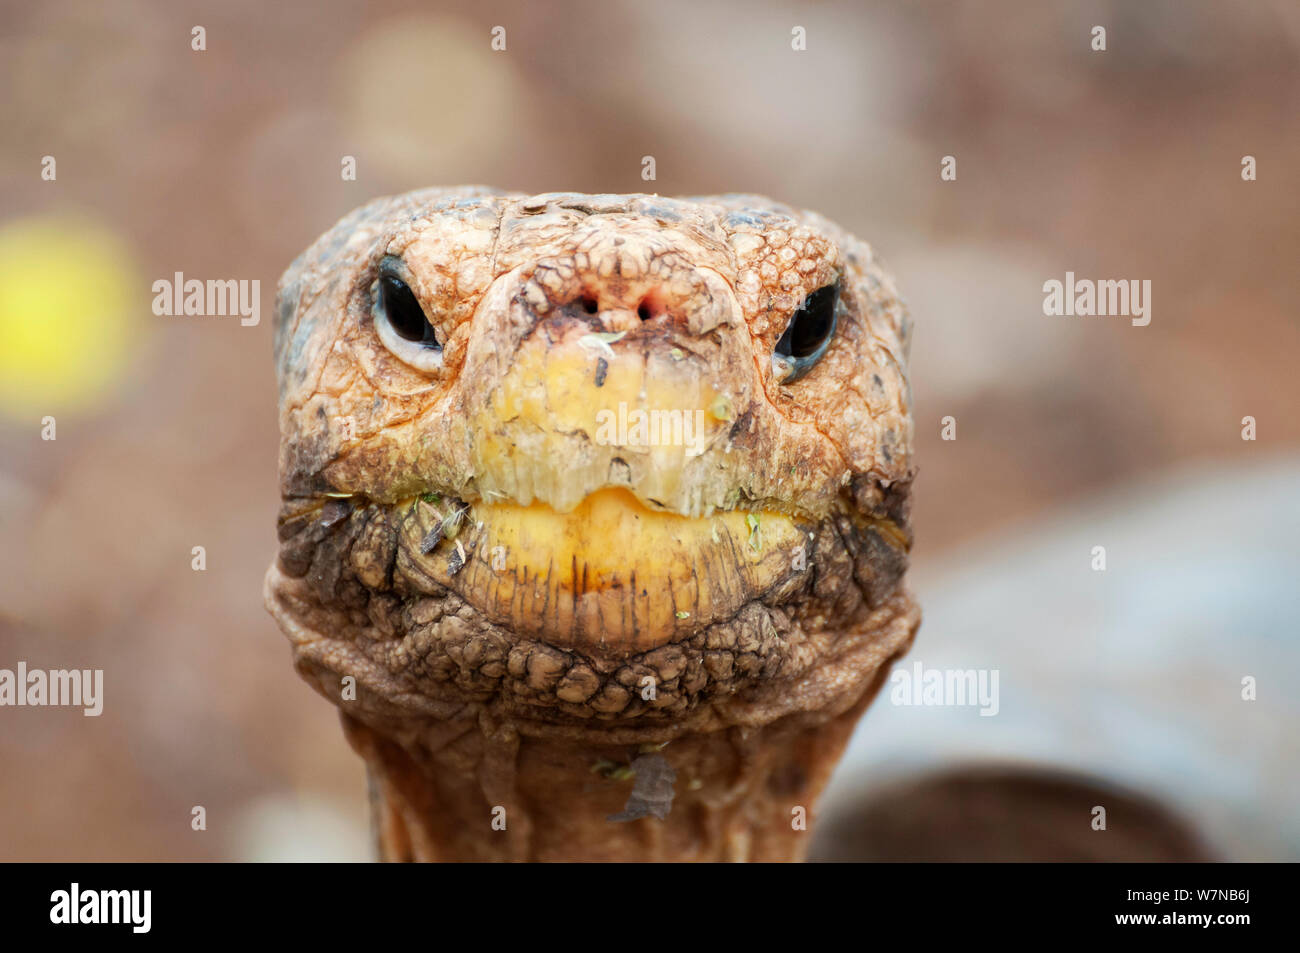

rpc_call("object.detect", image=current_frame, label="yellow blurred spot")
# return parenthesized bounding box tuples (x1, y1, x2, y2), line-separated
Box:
(0, 217, 141, 419)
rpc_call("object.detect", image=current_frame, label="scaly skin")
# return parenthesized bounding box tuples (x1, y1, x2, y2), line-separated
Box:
(265, 188, 919, 861)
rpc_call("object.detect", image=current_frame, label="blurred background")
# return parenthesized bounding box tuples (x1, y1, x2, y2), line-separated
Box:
(1, 0, 1297, 861)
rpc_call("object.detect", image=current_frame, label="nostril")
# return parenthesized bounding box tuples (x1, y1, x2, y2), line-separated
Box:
(637, 293, 664, 322)
(580, 295, 599, 315)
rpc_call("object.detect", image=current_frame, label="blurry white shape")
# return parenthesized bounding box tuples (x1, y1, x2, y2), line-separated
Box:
(228, 795, 370, 863)
(824, 455, 1300, 861)
(892, 242, 1081, 403)
(612, 2, 899, 168)
(334, 14, 526, 183)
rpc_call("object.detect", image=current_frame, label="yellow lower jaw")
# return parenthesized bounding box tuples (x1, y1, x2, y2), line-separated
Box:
(413, 488, 805, 655)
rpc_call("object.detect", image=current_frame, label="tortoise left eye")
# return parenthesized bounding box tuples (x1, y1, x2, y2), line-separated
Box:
(774, 280, 839, 382)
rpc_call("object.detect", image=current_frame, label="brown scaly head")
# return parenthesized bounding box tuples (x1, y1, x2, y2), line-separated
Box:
(265, 187, 920, 861)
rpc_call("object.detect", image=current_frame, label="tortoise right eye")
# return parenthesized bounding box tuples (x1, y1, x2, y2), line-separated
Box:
(372, 257, 444, 373)
(378, 273, 439, 347)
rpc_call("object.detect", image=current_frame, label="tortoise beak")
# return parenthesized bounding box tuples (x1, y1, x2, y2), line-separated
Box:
(410, 323, 805, 655)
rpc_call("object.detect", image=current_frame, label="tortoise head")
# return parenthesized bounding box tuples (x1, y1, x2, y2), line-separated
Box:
(268, 188, 914, 722)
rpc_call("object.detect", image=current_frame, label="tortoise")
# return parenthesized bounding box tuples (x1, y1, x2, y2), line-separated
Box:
(264, 188, 919, 861)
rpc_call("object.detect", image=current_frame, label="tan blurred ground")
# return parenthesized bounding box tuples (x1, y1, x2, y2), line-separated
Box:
(1, 0, 1297, 860)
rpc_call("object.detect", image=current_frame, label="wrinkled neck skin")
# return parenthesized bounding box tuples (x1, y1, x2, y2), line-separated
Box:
(265, 560, 917, 862)
(265, 189, 920, 862)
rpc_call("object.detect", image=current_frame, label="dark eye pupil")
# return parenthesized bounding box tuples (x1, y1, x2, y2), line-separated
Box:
(380, 274, 439, 347)
(775, 281, 838, 376)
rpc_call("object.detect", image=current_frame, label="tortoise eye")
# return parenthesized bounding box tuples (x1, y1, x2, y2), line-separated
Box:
(373, 256, 443, 372)
(380, 274, 437, 345)
(774, 280, 839, 382)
